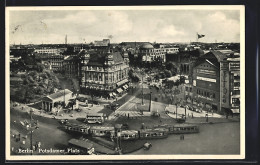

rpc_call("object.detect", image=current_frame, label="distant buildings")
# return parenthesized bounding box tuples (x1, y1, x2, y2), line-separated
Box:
(94, 39, 110, 47)
(139, 43, 179, 63)
(34, 47, 66, 55)
(40, 55, 64, 71)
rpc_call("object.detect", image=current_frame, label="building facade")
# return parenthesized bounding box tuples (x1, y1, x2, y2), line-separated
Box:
(140, 43, 179, 63)
(184, 51, 240, 114)
(41, 89, 73, 112)
(63, 56, 79, 78)
(94, 39, 110, 47)
(80, 50, 129, 98)
(41, 55, 64, 71)
(227, 57, 240, 113)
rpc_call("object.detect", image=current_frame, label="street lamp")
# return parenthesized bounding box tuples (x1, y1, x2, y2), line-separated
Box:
(142, 75, 144, 105)
(175, 103, 178, 119)
(27, 108, 39, 155)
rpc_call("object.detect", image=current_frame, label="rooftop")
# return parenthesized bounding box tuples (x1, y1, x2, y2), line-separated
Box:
(47, 89, 73, 100)
(140, 43, 154, 49)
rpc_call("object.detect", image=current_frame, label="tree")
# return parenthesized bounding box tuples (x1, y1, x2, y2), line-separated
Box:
(165, 62, 177, 74)
(180, 76, 185, 84)
(14, 87, 26, 102)
(164, 70, 172, 78)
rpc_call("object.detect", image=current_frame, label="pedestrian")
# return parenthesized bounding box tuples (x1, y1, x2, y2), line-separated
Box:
(192, 113, 193, 118)
(180, 135, 182, 140)
(128, 113, 129, 119)
(183, 134, 185, 140)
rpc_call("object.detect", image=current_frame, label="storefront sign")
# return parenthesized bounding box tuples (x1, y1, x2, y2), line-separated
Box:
(198, 95, 213, 101)
(193, 80, 196, 86)
(197, 76, 216, 83)
(229, 62, 240, 71)
(197, 69, 216, 76)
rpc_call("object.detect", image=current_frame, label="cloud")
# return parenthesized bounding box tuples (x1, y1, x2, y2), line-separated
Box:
(161, 25, 185, 37)
(8, 9, 241, 44)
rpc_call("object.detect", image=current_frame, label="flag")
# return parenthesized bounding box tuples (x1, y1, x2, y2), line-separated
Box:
(197, 33, 205, 39)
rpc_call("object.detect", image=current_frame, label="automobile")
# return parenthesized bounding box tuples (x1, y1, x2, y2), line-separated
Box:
(77, 97, 87, 102)
(186, 106, 193, 110)
(143, 142, 152, 150)
(59, 119, 69, 124)
(111, 103, 120, 110)
(176, 118, 186, 123)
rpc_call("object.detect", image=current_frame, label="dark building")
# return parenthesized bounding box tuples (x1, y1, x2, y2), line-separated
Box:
(184, 50, 240, 114)
(63, 56, 79, 78)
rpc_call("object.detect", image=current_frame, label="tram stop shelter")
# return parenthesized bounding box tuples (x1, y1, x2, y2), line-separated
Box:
(41, 89, 74, 112)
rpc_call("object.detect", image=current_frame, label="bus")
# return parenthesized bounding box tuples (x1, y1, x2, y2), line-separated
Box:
(84, 113, 105, 124)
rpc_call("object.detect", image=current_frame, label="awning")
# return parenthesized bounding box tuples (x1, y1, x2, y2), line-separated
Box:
(116, 79, 128, 87)
(117, 88, 123, 93)
(231, 109, 240, 113)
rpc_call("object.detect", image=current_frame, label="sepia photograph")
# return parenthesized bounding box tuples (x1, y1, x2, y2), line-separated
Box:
(5, 5, 245, 160)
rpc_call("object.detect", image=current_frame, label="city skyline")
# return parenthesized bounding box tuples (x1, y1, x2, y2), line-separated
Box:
(8, 8, 241, 45)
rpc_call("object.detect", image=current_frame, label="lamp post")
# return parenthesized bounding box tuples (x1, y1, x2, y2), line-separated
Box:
(184, 102, 187, 120)
(175, 103, 178, 119)
(142, 75, 144, 105)
(28, 108, 39, 155)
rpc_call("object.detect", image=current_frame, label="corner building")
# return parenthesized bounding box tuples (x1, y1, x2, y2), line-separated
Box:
(80, 50, 130, 98)
(186, 50, 240, 114)
(191, 51, 221, 112)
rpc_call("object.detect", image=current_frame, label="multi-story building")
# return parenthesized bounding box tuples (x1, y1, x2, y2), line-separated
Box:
(41, 55, 64, 71)
(227, 57, 240, 114)
(189, 51, 221, 112)
(35, 47, 66, 55)
(94, 39, 110, 47)
(79, 49, 129, 98)
(63, 56, 78, 78)
(140, 43, 179, 63)
(184, 50, 240, 114)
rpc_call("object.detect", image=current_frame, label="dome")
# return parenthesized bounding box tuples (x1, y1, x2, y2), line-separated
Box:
(140, 43, 154, 49)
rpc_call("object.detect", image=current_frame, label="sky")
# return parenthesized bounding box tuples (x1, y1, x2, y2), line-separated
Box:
(8, 9, 241, 44)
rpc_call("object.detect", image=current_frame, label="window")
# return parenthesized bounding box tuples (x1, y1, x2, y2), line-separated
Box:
(232, 98, 240, 104)
(207, 92, 210, 97)
(234, 82, 240, 86)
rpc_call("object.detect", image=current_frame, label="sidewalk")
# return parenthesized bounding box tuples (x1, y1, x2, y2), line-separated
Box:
(164, 104, 240, 124)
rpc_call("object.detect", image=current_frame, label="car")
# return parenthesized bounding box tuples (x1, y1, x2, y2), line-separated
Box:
(143, 142, 152, 150)
(59, 119, 69, 124)
(176, 118, 186, 123)
(111, 103, 120, 110)
(77, 97, 87, 102)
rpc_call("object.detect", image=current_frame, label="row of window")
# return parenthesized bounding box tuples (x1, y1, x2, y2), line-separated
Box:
(197, 89, 216, 98)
